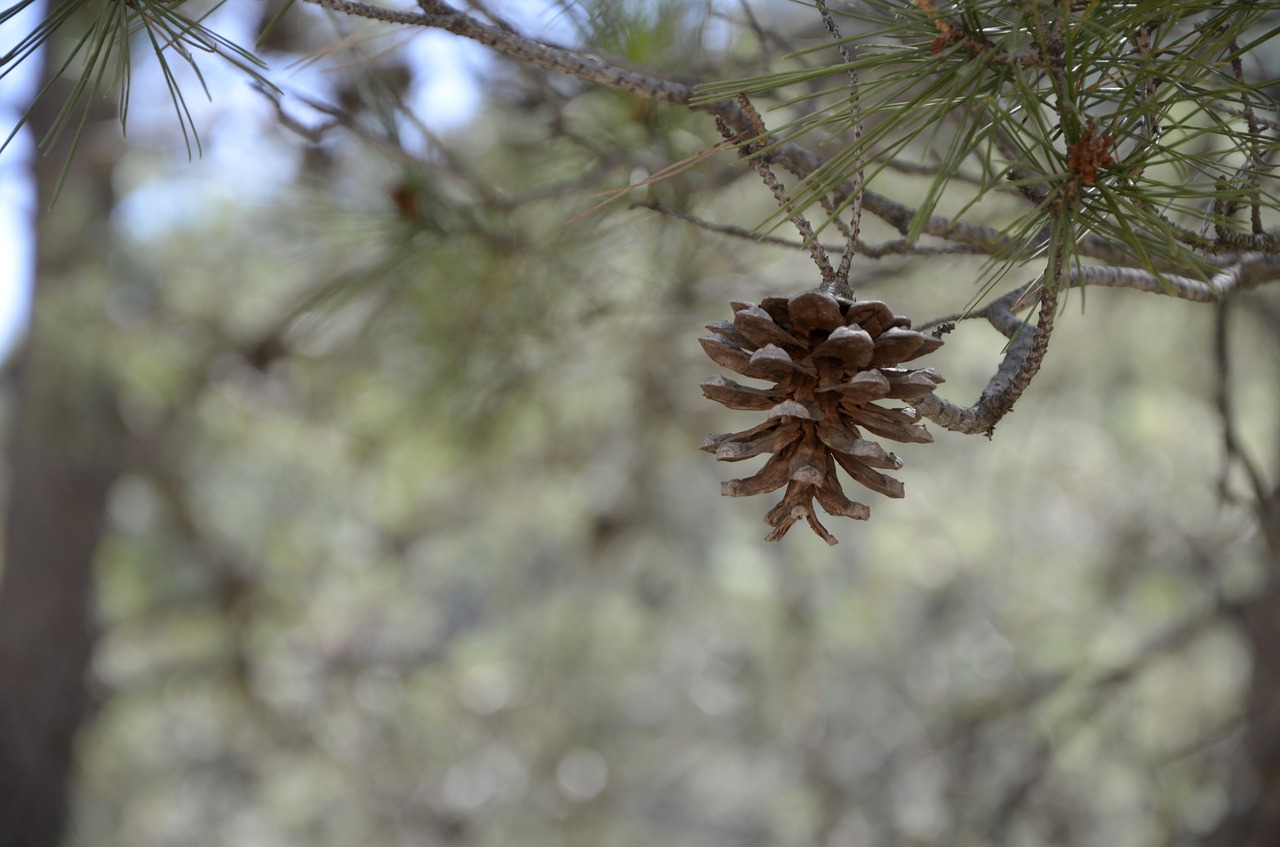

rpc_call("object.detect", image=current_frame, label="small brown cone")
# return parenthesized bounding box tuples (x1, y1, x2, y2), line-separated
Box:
(700, 290, 944, 545)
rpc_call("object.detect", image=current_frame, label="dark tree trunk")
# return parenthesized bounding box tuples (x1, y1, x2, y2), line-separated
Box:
(0, 403, 121, 847)
(1228, 499, 1280, 847)
(0, 36, 125, 847)
(1205, 462, 1280, 846)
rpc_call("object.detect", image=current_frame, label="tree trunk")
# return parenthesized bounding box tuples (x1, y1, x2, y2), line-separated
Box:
(1205, 471, 1280, 845)
(1228, 498, 1280, 846)
(0, 37, 125, 847)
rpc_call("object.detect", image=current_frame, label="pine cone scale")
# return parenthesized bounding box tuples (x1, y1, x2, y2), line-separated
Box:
(843, 301, 895, 335)
(743, 345, 816, 381)
(814, 417, 865, 455)
(733, 306, 806, 349)
(768, 399, 822, 421)
(700, 374, 787, 410)
(699, 336, 752, 372)
(788, 291, 846, 335)
(811, 325, 875, 369)
(819, 369, 890, 402)
(832, 451, 906, 499)
(846, 403, 934, 443)
(704, 320, 755, 349)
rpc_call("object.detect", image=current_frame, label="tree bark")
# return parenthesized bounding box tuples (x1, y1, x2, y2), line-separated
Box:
(0, 37, 125, 847)
(1222, 500, 1280, 847)
(0, 397, 121, 847)
(1204, 457, 1280, 846)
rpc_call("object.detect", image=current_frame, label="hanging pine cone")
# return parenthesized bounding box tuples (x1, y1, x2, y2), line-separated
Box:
(700, 289, 945, 545)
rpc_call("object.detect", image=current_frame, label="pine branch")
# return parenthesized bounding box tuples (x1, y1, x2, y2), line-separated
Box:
(306, 0, 694, 101)
(1213, 298, 1269, 505)
(301, 0, 1278, 281)
(297, 0, 1280, 442)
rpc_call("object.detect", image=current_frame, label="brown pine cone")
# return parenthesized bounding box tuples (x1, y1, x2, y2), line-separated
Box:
(700, 290, 945, 545)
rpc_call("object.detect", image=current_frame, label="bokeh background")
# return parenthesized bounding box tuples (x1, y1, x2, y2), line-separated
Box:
(4, 2, 1280, 846)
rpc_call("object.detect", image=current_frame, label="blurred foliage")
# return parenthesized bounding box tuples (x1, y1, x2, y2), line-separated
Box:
(6, 1, 1280, 846)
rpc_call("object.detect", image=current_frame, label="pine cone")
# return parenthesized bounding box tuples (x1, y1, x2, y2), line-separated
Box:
(700, 290, 945, 545)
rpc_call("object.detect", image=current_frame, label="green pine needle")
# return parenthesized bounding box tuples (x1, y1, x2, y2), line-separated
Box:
(697, 0, 1280, 289)
(2, 0, 277, 206)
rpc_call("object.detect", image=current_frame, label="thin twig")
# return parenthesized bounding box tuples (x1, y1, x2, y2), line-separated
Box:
(911, 241, 1056, 436)
(717, 99, 838, 287)
(746, 154, 835, 283)
(633, 200, 988, 259)
(567, 140, 734, 224)
(1229, 42, 1265, 237)
(1207, 103, 1280, 136)
(1214, 298, 1269, 503)
(256, 83, 340, 142)
(815, 0, 863, 284)
(635, 200, 822, 250)
(735, 0, 772, 72)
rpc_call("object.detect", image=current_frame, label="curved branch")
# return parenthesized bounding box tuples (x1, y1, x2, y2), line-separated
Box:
(911, 254, 1280, 435)
(912, 272, 1057, 437)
